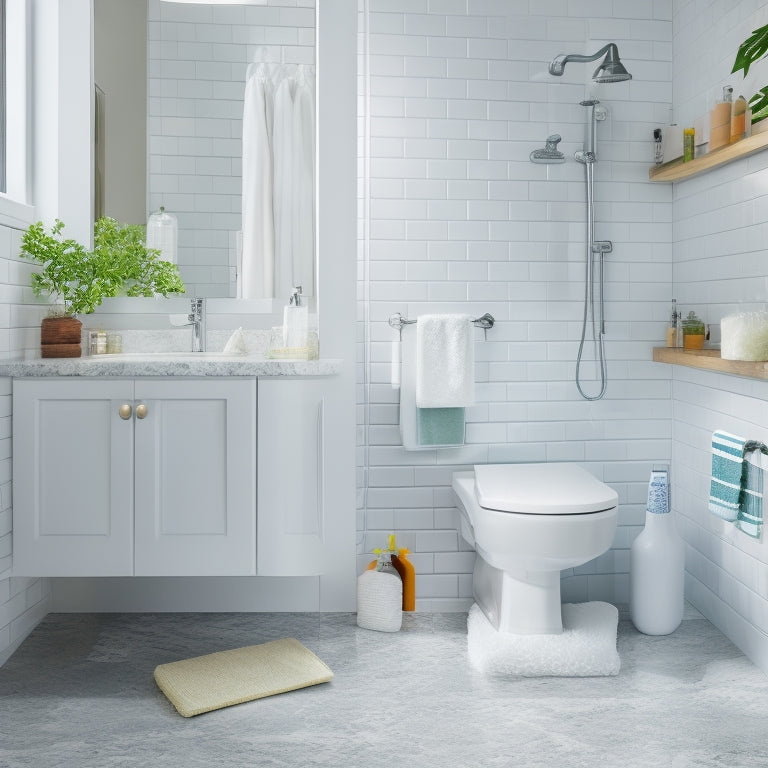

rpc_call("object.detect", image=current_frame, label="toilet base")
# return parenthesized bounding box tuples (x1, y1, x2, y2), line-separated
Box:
(473, 554, 563, 634)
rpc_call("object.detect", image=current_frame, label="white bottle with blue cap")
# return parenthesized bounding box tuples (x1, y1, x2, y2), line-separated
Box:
(630, 466, 685, 635)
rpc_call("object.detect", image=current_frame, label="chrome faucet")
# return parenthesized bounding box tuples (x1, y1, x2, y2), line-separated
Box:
(170, 298, 206, 352)
(188, 298, 206, 352)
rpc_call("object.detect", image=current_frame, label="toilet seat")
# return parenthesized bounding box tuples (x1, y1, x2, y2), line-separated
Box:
(474, 463, 618, 515)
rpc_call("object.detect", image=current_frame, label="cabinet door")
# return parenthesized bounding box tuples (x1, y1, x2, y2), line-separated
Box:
(133, 378, 256, 576)
(257, 377, 331, 576)
(13, 378, 134, 576)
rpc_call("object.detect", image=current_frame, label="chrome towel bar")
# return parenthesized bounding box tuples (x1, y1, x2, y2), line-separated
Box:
(388, 312, 495, 338)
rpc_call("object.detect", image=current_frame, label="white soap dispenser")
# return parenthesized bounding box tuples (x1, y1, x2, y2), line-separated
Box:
(283, 286, 308, 349)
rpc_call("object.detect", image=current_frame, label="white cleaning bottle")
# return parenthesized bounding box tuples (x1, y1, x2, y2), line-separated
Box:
(630, 468, 684, 635)
(283, 286, 308, 349)
(357, 549, 403, 632)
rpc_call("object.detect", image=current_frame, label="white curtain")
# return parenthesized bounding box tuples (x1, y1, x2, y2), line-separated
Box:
(241, 63, 315, 301)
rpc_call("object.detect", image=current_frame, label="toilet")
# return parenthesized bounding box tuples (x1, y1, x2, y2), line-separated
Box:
(452, 463, 618, 635)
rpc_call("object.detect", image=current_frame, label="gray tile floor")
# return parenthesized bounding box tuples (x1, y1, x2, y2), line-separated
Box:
(1, 611, 766, 768)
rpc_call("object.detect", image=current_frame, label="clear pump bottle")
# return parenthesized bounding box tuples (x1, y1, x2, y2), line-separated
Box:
(666, 299, 679, 347)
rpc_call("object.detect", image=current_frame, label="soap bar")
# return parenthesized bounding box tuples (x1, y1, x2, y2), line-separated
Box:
(721, 312, 768, 361)
(223, 327, 247, 355)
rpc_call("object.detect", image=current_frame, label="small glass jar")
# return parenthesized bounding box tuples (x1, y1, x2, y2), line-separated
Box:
(106, 333, 123, 354)
(88, 330, 107, 355)
(683, 311, 705, 349)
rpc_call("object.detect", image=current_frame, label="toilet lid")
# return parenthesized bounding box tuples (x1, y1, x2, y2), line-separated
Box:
(474, 463, 618, 515)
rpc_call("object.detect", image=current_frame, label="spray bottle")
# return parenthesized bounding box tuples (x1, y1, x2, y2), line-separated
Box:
(630, 466, 684, 635)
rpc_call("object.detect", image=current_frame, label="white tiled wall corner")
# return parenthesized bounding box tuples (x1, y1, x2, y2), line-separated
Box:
(0, 220, 52, 666)
(148, 0, 315, 297)
(358, 2, 674, 611)
(670, 1, 768, 673)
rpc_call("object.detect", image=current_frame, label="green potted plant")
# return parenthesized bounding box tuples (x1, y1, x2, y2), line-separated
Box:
(682, 310, 705, 350)
(732, 24, 768, 130)
(21, 217, 185, 357)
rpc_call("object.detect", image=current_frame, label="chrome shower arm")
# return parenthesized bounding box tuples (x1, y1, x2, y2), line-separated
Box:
(550, 44, 616, 74)
(549, 43, 630, 82)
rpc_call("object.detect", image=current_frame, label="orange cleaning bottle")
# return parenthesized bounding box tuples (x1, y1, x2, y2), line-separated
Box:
(392, 547, 415, 612)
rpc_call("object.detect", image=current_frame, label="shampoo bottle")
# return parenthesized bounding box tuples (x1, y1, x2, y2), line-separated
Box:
(283, 286, 308, 349)
(709, 86, 732, 151)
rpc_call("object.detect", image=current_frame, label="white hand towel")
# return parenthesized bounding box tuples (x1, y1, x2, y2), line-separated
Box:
(416, 314, 475, 408)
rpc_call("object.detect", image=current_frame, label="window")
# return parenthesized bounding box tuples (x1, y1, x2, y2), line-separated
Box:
(0, 0, 6, 195)
(0, 0, 32, 228)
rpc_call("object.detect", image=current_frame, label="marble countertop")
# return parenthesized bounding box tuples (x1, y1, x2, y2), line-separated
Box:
(0, 354, 341, 378)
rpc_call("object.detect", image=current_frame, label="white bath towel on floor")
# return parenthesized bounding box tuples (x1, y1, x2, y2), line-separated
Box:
(416, 314, 475, 408)
(467, 602, 620, 677)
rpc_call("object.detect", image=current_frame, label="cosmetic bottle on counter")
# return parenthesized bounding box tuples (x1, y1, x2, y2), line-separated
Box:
(282, 286, 308, 349)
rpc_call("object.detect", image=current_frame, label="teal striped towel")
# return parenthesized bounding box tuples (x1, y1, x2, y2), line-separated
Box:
(737, 456, 764, 539)
(709, 431, 748, 522)
(709, 430, 767, 539)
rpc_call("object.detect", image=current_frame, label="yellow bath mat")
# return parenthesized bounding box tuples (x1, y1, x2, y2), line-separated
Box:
(154, 637, 333, 717)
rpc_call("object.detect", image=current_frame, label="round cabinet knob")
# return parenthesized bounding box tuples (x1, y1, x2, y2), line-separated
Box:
(135, 403, 148, 420)
(118, 404, 132, 420)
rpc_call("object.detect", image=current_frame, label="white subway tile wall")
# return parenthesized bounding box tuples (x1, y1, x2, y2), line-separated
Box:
(0, 223, 51, 666)
(358, 2, 674, 612)
(672, 0, 768, 671)
(148, 0, 315, 297)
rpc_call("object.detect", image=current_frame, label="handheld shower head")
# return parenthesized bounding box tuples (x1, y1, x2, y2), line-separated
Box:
(548, 43, 632, 83)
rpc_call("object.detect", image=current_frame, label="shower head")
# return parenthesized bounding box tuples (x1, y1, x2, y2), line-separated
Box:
(592, 45, 632, 82)
(548, 43, 632, 83)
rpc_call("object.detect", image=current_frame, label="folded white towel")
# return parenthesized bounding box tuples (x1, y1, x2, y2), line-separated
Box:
(416, 314, 475, 408)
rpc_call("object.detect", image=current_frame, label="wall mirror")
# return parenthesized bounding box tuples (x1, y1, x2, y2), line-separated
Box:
(93, 0, 316, 303)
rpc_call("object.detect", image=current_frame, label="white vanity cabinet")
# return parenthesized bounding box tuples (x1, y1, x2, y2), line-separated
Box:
(257, 377, 334, 576)
(12, 377, 256, 577)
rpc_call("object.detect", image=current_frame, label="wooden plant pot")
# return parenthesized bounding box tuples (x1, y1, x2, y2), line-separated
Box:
(41, 316, 82, 358)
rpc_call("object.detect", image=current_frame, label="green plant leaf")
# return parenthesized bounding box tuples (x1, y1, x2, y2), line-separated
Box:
(749, 87, 768, 122)
(732, 24, 768, 77)
(20, 217, 185, 315)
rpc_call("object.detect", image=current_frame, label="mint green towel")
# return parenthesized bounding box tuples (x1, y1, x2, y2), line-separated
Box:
(417, 407, 465, 447)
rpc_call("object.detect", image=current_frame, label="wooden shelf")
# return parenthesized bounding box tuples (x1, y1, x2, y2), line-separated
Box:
(648, 130, 768, 182)
(653, 346, 768, 380)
